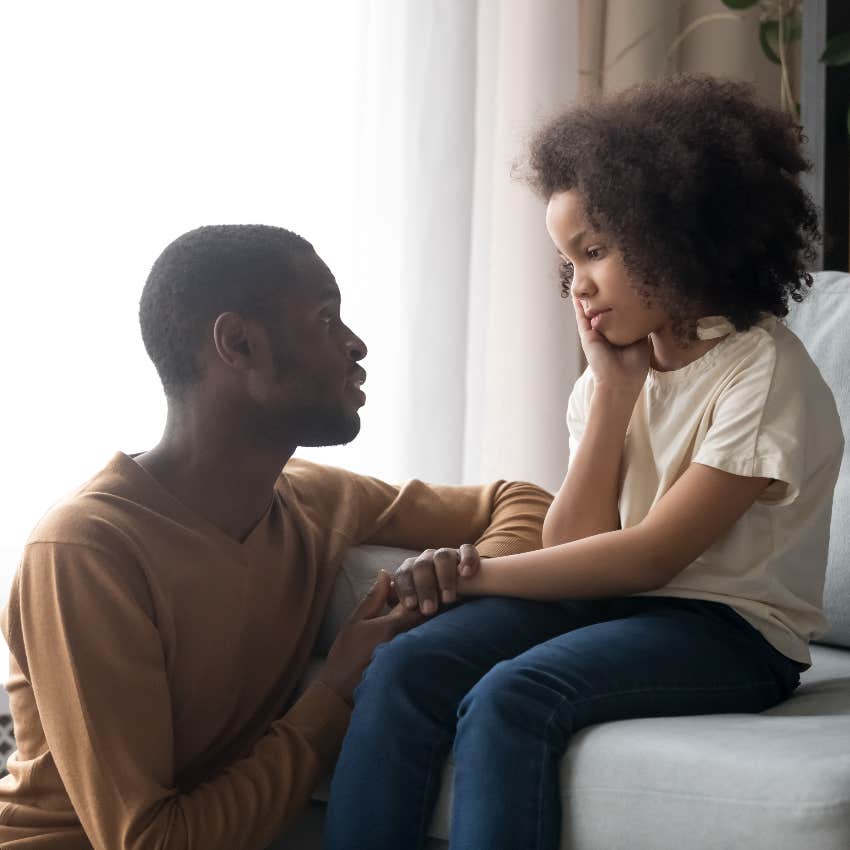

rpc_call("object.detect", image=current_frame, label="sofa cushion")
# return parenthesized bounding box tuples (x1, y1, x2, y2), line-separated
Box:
(431, 644, 850, 850)
(313, 545, 418, 655)
(787, 271, 850, 649)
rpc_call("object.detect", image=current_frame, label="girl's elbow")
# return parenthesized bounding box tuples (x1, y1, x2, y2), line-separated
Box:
(541, 518, 574, 548)
(541, 526, 564, 548)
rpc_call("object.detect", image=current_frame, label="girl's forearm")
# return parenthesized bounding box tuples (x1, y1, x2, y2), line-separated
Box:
(542, 386, 635, 547)
(461, 525, 666, 600)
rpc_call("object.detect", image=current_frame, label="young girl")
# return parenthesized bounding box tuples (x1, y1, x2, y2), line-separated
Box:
(323, 74, 844, 850)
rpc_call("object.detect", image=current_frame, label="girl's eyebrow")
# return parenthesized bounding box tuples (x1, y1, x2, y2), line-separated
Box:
(567, 229, 587, 248)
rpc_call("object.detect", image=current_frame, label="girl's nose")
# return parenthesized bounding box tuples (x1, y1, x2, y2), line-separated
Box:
(571, 272, 596, 299)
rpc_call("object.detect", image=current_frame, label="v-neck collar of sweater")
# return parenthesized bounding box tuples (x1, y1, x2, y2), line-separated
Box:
(111, 451, 283, 561)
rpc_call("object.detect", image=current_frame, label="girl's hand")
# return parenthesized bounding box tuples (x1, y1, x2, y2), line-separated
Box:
(572, 291, 649, 396)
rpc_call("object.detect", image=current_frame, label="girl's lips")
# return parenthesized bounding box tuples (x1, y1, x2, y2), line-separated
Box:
(589, 309, 611, 330)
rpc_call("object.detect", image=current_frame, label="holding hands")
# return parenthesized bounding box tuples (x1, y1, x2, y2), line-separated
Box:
(390, 544, 481, 615)
(318, 545, 481, 704)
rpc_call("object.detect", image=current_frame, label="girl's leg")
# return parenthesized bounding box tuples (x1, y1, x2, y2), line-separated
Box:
(323, 596, 608, 850)
(449, 597, 802, 850)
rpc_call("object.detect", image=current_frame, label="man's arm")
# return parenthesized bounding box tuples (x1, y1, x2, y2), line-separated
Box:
(5, 541, 352, 850)
(282, 459, 552, 616)
(283, 459, 552, 558)
(458, 463, 772, 599)
(362, 477, 554, 615)
(362, 478, 553, 558)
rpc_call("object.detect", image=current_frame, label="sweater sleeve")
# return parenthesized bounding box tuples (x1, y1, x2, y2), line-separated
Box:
(4, 541, 351, 850)
(282, 460, 553, 558)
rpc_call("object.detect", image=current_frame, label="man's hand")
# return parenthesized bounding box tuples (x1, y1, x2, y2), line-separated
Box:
(318, 571, 425, 705)
(390, 544, 481, 615)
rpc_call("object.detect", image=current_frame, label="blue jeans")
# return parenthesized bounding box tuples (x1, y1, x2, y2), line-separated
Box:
(323, 595, 803, 850)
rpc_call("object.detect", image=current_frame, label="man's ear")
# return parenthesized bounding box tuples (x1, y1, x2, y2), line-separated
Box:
(212, 312, 256, 372)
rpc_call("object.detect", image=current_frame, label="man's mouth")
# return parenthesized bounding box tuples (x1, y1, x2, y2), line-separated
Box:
(346, 368, 367, 390)
(345, 368, 367, 405)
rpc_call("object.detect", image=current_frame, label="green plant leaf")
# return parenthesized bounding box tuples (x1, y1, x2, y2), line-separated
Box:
(820, 32, 850, 66)
(721, 0, 758, 8)
(759, 16, 803, 65)
(760, 21, 781, 64)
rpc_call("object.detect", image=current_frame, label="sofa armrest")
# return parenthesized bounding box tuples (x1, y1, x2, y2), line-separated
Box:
(313, 545, 420, 656)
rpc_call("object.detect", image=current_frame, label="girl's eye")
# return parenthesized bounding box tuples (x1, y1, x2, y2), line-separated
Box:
(587, 247, 603, 260)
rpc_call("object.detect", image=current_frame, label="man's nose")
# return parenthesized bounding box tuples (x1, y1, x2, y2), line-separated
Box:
(346, 329, 367, 361)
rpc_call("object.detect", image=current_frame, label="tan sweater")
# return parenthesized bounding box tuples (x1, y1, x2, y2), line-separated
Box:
(0, 452, 551, 850)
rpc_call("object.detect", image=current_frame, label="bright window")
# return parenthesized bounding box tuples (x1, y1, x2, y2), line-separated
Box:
(1, 2, 383, 603)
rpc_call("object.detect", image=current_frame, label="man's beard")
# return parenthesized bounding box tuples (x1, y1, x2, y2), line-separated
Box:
(251, 398, 361, 448)
(292, 403, 362, 447)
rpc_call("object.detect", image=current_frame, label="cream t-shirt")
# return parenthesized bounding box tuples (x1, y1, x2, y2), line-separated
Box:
(567, 315, 844, 665)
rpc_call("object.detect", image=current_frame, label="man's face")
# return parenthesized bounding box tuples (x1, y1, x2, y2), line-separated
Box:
(249, 251, 368, 448)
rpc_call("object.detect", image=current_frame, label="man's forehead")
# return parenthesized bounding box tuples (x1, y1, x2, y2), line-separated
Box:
(293, 252, 341, 302)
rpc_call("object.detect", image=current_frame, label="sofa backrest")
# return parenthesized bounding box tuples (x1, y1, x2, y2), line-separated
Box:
(788, 271, 850, 649)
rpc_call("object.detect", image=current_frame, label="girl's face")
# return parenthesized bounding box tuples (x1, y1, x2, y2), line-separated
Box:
(545, 189, 670, 347)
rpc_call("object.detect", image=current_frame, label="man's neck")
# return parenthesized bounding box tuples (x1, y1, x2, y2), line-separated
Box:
(135, 408, 296, 542)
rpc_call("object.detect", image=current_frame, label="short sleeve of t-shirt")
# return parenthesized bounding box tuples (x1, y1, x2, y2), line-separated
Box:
(566, 367, 595, 469)
(692, 333, 805, 506)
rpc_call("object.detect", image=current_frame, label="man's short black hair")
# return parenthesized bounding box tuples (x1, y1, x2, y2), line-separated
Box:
(139, 224, 314, 398)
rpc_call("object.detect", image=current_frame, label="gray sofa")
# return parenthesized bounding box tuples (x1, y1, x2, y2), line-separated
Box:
(285, 271, 850, 850)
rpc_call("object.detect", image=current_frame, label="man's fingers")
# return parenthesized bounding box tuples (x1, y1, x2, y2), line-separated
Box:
(385, 601, 427, 633)
(352, 570, 392, 621)
(411, 551, 439, 615)
(386, 579, 400, 607)
(393, 557, 419, 611)
(458, 543, 480, 578)
(433, 548, 459, 604)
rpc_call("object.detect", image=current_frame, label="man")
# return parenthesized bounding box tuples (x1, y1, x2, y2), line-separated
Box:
(0, 225, 551, 849)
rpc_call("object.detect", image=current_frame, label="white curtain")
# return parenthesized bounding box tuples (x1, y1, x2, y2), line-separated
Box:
(298, 0, 480, 485)
(463, 0, 580, 490)
(301, 0, 582, 491)
(1, 1, 582, 606)
(2, 2, 362, 577)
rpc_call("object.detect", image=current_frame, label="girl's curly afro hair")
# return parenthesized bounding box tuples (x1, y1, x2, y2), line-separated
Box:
(525, 73, 820, 333)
